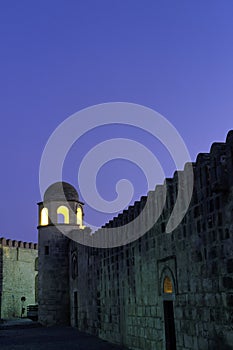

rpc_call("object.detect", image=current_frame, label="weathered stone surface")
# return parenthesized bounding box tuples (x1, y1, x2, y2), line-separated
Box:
(39, 131, 233, 349)
(0, 239, 38, 319)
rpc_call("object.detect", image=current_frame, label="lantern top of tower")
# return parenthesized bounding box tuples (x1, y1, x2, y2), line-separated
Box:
(44, 181, 79, 202)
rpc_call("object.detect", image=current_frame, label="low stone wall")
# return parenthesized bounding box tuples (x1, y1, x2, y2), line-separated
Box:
(0, 238, 38, 319)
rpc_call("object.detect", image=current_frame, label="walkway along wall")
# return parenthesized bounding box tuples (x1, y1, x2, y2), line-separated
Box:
(69, 131, 233, 350)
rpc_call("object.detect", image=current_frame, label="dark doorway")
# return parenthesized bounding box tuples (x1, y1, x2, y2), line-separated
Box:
(163, 300, 176, 350)
(74, 291, 78, 327)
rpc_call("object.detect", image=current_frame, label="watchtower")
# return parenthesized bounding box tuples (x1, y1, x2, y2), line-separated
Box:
(37, 181, 84, 325)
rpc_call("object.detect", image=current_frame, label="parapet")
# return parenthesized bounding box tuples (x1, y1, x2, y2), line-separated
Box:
(97, 129, 233, 232)
(0, 237, 38, 250)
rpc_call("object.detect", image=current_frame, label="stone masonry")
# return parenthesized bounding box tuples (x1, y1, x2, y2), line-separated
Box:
(0, 238, 38, 319)
(39, 131, 233, 350)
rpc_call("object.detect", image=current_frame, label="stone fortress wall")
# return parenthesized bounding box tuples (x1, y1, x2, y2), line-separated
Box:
(69, 131, 233, 350)
(0, 238, 38, 319)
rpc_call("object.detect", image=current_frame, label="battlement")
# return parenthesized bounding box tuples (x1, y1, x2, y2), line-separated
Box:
(97, 129, 233, 233)
(0, 237, 38, 250)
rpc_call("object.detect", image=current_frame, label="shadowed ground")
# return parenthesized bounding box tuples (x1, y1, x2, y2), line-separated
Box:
(0, 326, 127, 350)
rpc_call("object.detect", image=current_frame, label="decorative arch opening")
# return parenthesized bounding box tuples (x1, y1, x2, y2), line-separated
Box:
(57, 205, 69, 224)
(160, 266, 176, 297)
(40, 207, 49, 226)
(77, 207, 82, 226)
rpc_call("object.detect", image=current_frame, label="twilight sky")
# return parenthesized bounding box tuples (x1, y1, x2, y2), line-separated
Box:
(1, 1, 233, 242)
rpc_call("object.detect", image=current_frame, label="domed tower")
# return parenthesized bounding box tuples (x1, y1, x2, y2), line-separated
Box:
(37, 181, 84, 326)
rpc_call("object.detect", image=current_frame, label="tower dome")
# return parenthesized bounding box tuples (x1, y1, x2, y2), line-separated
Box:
(44, 181, 79, 202)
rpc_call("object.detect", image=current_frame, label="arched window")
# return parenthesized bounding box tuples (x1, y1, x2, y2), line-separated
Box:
(40, 207, 48, 226)
(57, 206, 69, 224)
(77, 207, 82, 226)
(163, 276, 173, 294)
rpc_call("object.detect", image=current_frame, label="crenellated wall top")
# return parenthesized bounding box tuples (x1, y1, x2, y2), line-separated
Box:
(0, 237, 38, 250)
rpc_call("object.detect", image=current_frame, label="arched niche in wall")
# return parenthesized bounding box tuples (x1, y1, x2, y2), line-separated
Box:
(40, 207, 49, 226)
(71, 253, 78, 280)
(57, 205, 69, 224)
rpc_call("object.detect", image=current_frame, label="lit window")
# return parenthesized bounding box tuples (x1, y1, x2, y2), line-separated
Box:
(41, 208, 49, 226)
(57, 206, 69, 224)
(77, 207, 82, 226)
(164, 276, 173, 294)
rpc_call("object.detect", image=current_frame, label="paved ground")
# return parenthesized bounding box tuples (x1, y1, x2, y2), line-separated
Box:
(0, 325, 127, 350)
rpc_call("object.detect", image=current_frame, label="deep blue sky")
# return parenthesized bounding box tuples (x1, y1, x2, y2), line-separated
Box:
(1, 1, 233, 242)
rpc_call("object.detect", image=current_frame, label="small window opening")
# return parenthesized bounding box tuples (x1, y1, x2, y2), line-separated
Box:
(45, 245, 49, 255)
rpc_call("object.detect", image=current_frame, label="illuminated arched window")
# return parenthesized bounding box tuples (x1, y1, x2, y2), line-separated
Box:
(57, 205, 69, 224)
(77, 207, 82, 226)
(164, 276, 173, 294)
(41, 207, 49, 226)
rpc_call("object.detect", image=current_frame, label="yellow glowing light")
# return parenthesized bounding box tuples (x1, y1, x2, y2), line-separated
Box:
(77, 207, 82, 226)
(77, 207, 85, 229)
(57, 205, 69, 224)
(164, 276, 173, 294)
(41, 208, 49, 226)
